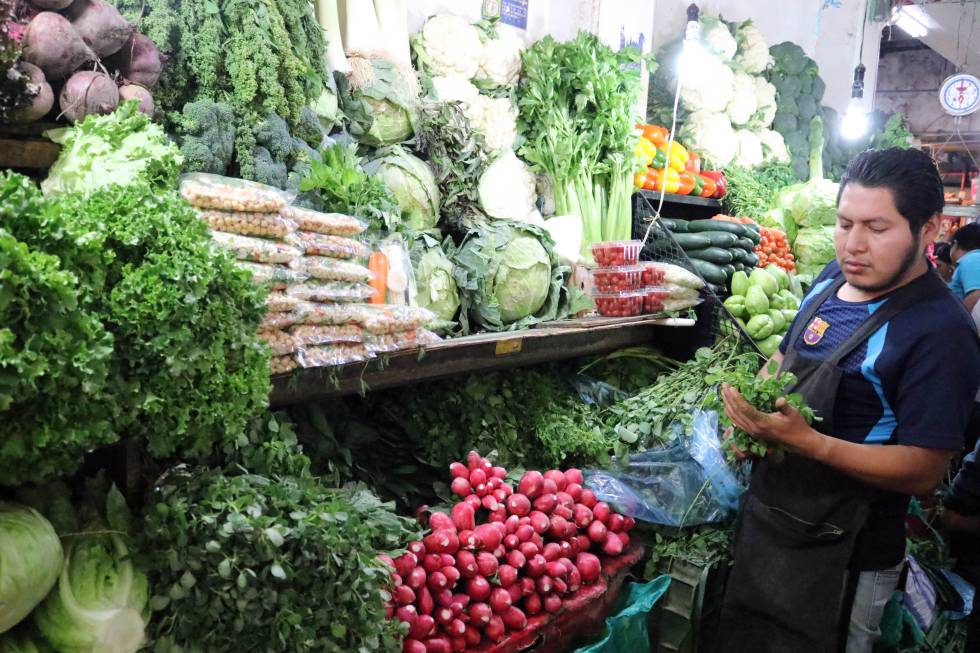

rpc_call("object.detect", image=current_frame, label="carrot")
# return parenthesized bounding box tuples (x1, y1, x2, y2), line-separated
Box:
(368, 251, 388, 305)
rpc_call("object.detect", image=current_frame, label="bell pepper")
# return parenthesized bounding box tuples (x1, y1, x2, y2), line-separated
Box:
(698, 174, 716, 198)
(659, 141, 688, 172)
(691, 174, 704, 197)
(685, 151, 702, 174)
(701, 170, 727, 199)
(633, 137, 658, 166)
(633, 170, 647, 189)
(644, 167, 680, 194)
(677, 170, 696, 195)
(650, 147, 667, 170)
(637, 123, 669, 147)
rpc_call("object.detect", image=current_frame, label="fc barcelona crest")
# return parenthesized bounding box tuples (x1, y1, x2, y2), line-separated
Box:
(803, 317, 829, 346)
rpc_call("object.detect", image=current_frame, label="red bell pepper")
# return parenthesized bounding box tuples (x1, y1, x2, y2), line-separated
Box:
(701, 170, 727, 199)
(685, 151, 702, 175)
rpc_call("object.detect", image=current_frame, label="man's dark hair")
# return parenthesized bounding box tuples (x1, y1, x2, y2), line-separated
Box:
(952, 222, 980, 252)
(838, 148, 945, 232)
(934, 241, 953, 264)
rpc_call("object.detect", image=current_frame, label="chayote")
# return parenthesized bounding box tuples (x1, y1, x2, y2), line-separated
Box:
(749, 268, 779, 297)
(746, 314, 775, 340)
(724, 295, 747, 318)
(758, 334, 784, 358)
(745, 285, 770, 316)
(731, 270, 750, 297)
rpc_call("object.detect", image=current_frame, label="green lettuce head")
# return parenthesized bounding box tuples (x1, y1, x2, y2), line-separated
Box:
(790, 178, 839, 227)
(793, 226, 836, 268)
(0, 504, 63, 635)
(368, 146, 440, 231)
(411, 234, 460, 322)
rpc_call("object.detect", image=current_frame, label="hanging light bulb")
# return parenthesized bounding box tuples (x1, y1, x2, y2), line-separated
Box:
(841, 64, 869, 140)
(678, 4, 712, 77)
(891, 6, 928, 38)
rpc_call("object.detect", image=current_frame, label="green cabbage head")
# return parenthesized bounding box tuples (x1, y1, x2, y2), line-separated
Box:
(494, 236, 551, 323)
(789, 178, 839, 227)
(0, 626, 53, 653)
(0, 504, 63, 635)
(411, 235, 460, 322)
(793, 226, 836, 269)
(369, 146, 440, 231)
(335, 55, 420, 147)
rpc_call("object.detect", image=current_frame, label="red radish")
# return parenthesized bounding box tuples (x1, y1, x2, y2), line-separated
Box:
(555, 492, 574, 509)
(518, 516, 532, 526)
(566, 483, 583, 501)
(465, 495, 482, 512)
(424, 530, 460, 555)
(492, 545, 506, 559)
(450, 478, 471, 497)
(579, 489, 598, 508)
(473, 524, 502, 551)
(544, 470, 567, 491)
(491, 466, 507, 479)
(451, 637, 465, 653)
(533, 494, 557, 514)
(503, 534, 520, 550)
(588, 521, 608, 543)
(487, 477, 502, 491)
(408, 567, 427, 589)
(603, 532, 624, 556)
(525, 593, 542, 615)
(593, 502, 611, 523)
(502, 606, 527, 630)
(435, 588, 454, 607)
(458, 530, 476, 550)
(575, 553, 601, 583)
(564, 468, 584, 486)
(396, 585, 416, 605)
(491, 521, 508, 535)
(542, 478, 558, 495)
(394, 553, 417, 577)
(564, 521, 578, 539)
(526, 555, 547, 578)
(544, 594, 562, 614)
(531, 533, 545, 550)
(576, 535, 591, 553)
(521, 577, 536, 597)
(378, 554, 395, 569)
(552, 505, 573, 521)
(479, 458, 493, 473)
(403, 639, 426, 653)
(548, 516, 569, 539)
(463, 625, 482, 646)
(428, 571, 449, 590)
(450, 462, 468, 478)
(607, 514, 625, 533)
(505, 515, 520, 534)
(423, 635, 451, 653)
(506, 494, 532, 517)
(489, 506, 508, 523)
(481, 495, 499, 511)
(554, 578, 568, 595)
(546, 561, 569, 578)
(498, 564, 518, 587)
(442, 566, 461, 586)
(507, 550, 526, 569)
(559, 558, 576, 574)
(451, 593, 470, 611)
(423, 554, 443, 574)
(517, 471, 544, 499)
(118, 84, 154, 116)
(474, 484, 488, 498)
(455, 551, 477, 578)
(528, 511, 550, 534)
(624, 516, 636, 531)
(568, 568, 582, 592)
(22, 12, 95, 80)
(618, 532, 630, 547)
(466, 451, 482, 469)
(448, 619, 467, 637)
(516, 525, 534, 542)
(408, 541, 426, 557)
(558, 541, 574, 558)
(469, 469, 487, 487)
(490, 587, 512, 614)
(59, 70, 118, 123)
(492, 488, 508, 503)
(573, 505, 594, 529)
(434, 606, 454, 625)
(518, 542, 538, 559)
(469, 602, 492, 626)
(542, 543, 561, 562)
(536, 576, 554, 595)
(418, 586, 435, 615)
(397, 604, 418, 626)
(440, 554, 456, 567)
(467, 576, 491, 601)
(411, 613, 434, 638)
(484, 616, 506, 643)
(507, 583, 522, 604)
(451, 503, 475, 531)
(476, 552, 498, 577)
(568, 537, 581, 556)
(500, 484, 513, 497)
(64, 0, 134, 58)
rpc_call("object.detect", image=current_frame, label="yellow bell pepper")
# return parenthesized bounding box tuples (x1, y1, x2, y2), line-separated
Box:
(659, 142, 688, 172)
(633, 169, 649, 189)
(646, 167, 680, 194)
(633, 137, 658, 167)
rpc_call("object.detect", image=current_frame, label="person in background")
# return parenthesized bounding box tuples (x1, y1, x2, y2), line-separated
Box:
(951, 222, 980, 312)
(942, 436, 980, 652)
(934, 241, 955, 283)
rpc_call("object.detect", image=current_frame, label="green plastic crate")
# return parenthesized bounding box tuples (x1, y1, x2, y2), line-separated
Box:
(649, 558, 731, 653)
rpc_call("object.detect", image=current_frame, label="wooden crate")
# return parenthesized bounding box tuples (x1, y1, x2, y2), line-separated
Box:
(0, 122, 61, 169)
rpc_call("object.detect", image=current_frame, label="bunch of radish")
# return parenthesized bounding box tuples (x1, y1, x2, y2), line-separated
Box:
(384, 452, 635, 653)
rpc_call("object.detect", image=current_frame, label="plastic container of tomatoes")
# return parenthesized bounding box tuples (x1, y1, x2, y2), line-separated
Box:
(592, 240, 642, 267)
(639, 262, 668, 286)
(641, 286, 671, 314)
(592, 290, 645, 317)
(590, 265, 644, 292)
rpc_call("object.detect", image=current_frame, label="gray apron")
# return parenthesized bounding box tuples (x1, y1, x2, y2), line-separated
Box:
(717, 270, 946, 653)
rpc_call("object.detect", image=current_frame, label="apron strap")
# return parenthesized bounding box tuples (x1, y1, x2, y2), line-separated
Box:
(785, 275, 848, 348)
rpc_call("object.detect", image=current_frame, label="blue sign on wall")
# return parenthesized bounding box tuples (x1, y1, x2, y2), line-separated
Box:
(483, 0, 528, 30)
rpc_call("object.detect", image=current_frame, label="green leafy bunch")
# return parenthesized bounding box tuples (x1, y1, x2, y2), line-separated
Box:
(722, 163, 799, 219)
(141, 467, 418, 653)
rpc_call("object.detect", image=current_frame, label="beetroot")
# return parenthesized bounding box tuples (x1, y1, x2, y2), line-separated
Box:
(11, 62, 54, 123)
(22, 12, 94, 80)
(118, 84, 153, 115)
(63, 0, 133, 57)
(59, 70, 118, 123)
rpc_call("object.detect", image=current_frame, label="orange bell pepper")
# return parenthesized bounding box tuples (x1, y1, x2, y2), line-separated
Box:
(677, 171, 696, 195)
(698, 174, 716, 198)
(685, 151, 702, 175)
(636, 123, 669, 147)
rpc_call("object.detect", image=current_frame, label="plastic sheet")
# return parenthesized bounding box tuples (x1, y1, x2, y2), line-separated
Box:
(585, 411, 743, 527)
(257, 329, 298, 356)
(289, 231, 371, 260)
(290, 256, 374, 283)
(295, 343, 373, 368)
(196, 208, 297, 239)
(285, 281, 376, 303)
(572, 576, 671, 653)
(180, 172, 288, 212)
(211, 232, 302, 264)
(289, 324, 364, 346)
(280, 205, 367, 237)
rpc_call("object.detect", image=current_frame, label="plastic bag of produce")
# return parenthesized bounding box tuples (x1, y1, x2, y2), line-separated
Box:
(360, 305, 437, 335)
(270, 355, 298, 375)
(285, 282, 375, 303)
(290, 256, 374, 283)
(260, 311, 303, 331)
(295, 343, 373, 368)
(211, 232, 302, 264)
(289, 324, 364, 346)
(289, 232, 371, 260)
(364, 329, 441, 354)
(195, 208, 297, 239)
(180, 172, 289, 212)
(265, 292, 300, 313)
(584, 410, 743, 527)
(572, 576, 671, 653)
(640, 262, 705, 290)
(293, 302, 370, 326)
(280, 206, 367, 237)
(257, 329, 298, 356)
(234, 262, 309, 288)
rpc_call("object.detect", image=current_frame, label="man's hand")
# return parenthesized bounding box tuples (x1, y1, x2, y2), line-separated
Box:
(721, 383, 819, 454)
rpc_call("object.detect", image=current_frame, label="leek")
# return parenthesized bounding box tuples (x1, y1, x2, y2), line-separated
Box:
(316, 0, 350, 73)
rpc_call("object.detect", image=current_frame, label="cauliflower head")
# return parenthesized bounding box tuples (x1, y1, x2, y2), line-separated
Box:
(701, 16, 737, 61)
(735, 129, 765, 168)
(413, 15, 484, 80)
(679, 111, 738, 168)
(478, 150, 538, 222)
(758, 129, 790, 164)
(750, 76, 778, 128)
(734, 22, 771, 74)
(473, 95, 518, 153)
(680, 57, 734, 113)
(476, 31, 523, 88)
(726, 71, 758, 127)
(430, 75, 484, 123)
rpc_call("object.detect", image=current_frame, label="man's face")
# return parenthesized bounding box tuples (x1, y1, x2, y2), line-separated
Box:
(835, 183, 935, 293)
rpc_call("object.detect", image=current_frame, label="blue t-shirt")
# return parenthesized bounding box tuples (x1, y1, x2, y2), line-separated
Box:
(779, 260, 980, 568)
(951, 249, 980, 301)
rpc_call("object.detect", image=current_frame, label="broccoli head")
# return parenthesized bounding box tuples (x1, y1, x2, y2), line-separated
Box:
(175, 100, 236, 175)
(294, 106, 326, 149)
(252, 146, 288, 189)
(254, 113, 294, 162)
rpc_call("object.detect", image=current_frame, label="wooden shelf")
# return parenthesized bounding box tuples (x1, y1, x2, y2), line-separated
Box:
(0, 122, 61, 169)
(269, 316, 696, 406)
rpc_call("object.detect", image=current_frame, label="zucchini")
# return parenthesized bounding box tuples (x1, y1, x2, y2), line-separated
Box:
(736, 237, 756, 251)
(742, 251, 760, 267)
(691, 259, 727, 286)
(723, 264, 736, 280)
(734, 262, 745, 272)
(688, 219, 746, 236)
(687, 246, 735, 265)
(701, 231, 740, 248)
(660, 218, 688, 233)
(672, 233, 712, 250)
(743, 228, 762, 245)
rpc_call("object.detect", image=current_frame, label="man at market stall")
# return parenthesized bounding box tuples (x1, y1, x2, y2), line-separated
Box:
(951, 222, 980, 312)
(716, 148, 980, 653)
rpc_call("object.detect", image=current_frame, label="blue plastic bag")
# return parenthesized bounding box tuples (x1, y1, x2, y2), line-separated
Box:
(573, 576, 672, 653)
(585, 411, 743, 527)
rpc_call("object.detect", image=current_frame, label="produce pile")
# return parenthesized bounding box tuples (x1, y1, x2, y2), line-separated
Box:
(648, 16, 788, 169)
(723, 266, 802, 356)
(4, 0, 163, 125)
(768, 42, 826, 180)
(759, 176, 840, 282)
(633, 123, 728, 200)
(655, 216, 760, 292)
(389, 453, 635, 652)
(589, 244, 705, 318)
(753, 226, 796, 273)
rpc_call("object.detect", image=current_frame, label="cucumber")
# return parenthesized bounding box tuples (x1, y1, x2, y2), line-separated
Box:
(734, 262, 745, 272)
(742, 251, 760, 267)
(723, 264, 736, 280)
(660, 218, 688, 233)
(688, 220, 746, 236)
(672, 233, 712, 250)
(736, 237, 756, 251)
(687, 246, 735, 265)
(691, 259, 727, 286)
(743, 228, 762, 245)
(701, 231, 740, 248)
